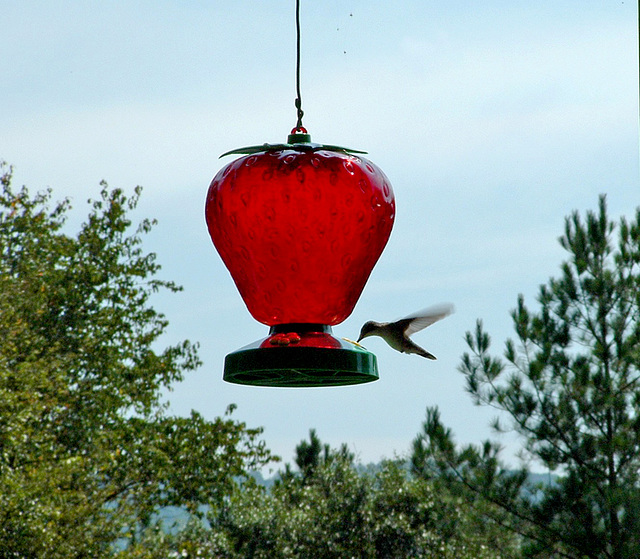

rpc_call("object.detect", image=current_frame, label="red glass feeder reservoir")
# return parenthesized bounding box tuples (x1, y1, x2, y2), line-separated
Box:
(205, 131, 395, 387)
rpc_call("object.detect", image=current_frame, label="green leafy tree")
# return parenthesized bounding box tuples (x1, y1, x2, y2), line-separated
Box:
(203, 431, 517, 558)
(412, 196, 640, 558)
(0, 162, 274, 557)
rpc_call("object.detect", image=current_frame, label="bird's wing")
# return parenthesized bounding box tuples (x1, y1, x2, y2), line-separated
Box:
(400, 303, 454, 336)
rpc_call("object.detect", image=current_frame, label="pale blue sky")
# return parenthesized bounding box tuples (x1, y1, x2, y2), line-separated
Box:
(2, 1, 638, 471)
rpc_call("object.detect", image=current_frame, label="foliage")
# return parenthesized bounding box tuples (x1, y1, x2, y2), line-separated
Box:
(0, 162, 274, 557)
(412, 196, 640, 559)
(198, 431, 516, 559)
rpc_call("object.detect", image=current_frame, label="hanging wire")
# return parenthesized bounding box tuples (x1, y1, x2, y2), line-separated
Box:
(294, 0, 305, 131)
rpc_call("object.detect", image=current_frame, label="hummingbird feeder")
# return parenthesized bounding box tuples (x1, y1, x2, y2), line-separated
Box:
(205, 2, 395, 387)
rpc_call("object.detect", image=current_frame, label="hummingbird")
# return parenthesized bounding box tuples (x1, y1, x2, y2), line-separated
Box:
(356, 303, 454, 359)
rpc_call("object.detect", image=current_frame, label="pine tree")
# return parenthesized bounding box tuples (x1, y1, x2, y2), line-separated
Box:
(413, 195, 640, 558)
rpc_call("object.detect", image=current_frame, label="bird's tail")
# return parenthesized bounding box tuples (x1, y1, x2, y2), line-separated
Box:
(417, 348, 437, 360)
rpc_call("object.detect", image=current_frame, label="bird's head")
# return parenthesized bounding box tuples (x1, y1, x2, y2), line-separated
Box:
(357, 321, 381, 342)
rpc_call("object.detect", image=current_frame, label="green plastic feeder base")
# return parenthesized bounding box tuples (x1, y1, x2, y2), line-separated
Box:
(223, 324, 379, 387)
